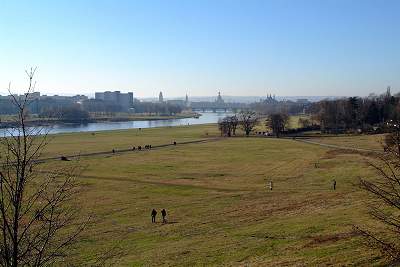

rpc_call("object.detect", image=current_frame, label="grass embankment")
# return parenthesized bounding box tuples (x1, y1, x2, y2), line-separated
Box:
(36, 125, 386, 266)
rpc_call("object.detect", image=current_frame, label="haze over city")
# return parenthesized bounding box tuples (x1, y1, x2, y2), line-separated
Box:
(1, 0, 399, 98)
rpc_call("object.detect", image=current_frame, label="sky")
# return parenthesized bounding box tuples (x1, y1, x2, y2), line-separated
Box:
(0, 0, 399, 98)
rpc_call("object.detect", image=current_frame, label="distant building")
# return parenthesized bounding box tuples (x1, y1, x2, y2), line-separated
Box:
(159, 91, 164, 102)
(0, 92, 40, 101)
(71, 95, 88, 103)
(185, 94, 190, 107)
(263, 94, 277, 104)
(95, 91, 133, 110)
(215, 92, 224, 104)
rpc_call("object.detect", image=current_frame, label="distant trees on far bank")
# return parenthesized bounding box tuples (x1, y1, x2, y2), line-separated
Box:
(0, 92, 186, 119)
(132, 100, 183, 115)
(40, 105, 90, 122)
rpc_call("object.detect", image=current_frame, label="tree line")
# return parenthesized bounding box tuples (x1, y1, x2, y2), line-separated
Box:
(218, 111, 291, 137)
(218, 111, 259, 137)
(308, 87, 399, 133)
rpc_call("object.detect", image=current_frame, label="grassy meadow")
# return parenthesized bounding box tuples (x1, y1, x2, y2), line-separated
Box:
(35, 124, 387, 266)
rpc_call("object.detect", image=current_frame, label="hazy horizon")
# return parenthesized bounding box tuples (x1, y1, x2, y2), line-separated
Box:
(1, 0, 399, 97)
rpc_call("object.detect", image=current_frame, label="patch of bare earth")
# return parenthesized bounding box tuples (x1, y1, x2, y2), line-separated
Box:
(303, 230, 360, 248)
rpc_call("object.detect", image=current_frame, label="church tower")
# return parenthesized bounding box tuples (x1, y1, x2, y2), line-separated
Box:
(216, 91, 224, 104)
(185, 93, 190, 107)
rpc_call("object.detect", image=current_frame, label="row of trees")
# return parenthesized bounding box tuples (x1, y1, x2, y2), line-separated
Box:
(218, 111, 259, 137)
(1, 98, 185, 118)
(218, 112, 290, 137)
(308, 87, 400, 133)
(131, 100, 183, 115)
(39, 105, 90, 122)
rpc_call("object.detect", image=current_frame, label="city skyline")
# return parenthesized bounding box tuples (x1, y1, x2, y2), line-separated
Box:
(1, 0, 399, 97)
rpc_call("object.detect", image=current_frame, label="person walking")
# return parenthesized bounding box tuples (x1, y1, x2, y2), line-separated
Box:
(332, 179, 337, 190)
(161, 209, 167, 223)
(151, 209, 157, 223)
(269, 181, 273, 191)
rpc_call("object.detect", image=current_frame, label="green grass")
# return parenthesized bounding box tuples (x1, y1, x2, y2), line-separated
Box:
(288, 114, 311, 129)
(40, 124, 219, 157)
(34, 125, 387, 266)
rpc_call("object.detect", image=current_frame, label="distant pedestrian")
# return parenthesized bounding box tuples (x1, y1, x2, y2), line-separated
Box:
(161, 209, 167, 223)
(173, 141, 177, 145)
(112, 149, 115, 153)
(332, 179, 336, 190)
(269, 181, 273, 191)
(151, 209, 157, 223)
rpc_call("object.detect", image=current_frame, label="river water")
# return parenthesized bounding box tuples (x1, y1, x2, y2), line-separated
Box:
(0, 112, 232, 136)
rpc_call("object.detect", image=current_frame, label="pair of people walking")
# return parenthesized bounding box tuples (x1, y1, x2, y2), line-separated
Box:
(151, 208, 167, 223)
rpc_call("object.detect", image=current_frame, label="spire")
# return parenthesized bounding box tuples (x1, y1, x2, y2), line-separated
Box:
(185, 93, 190, 107)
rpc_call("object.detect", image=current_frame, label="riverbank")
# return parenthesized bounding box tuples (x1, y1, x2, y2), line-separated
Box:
(0, 112, 231, 136)
(0, 112, 200, 129)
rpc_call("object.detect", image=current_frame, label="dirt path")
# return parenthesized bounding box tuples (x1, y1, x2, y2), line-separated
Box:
(33, 137, 223, 164)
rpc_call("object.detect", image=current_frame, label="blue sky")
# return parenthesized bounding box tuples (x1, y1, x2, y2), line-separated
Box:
(1, 0, 399, 98)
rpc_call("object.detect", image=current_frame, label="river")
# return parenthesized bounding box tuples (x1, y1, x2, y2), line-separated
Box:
(0, 112, 232, 136)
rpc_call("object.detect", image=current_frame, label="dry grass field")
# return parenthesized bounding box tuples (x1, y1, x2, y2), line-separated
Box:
(34, 125, 388, 266)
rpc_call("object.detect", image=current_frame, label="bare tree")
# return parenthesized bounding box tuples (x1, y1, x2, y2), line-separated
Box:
(355, 124, 400, 262)
(266, 113, 289, 137)
(238, 111, 258, 136)
(0, 69, 88, 266)
(230, 115, 238, 136)
(218, 118, 229, 137)
(217, 115, 238, 137)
